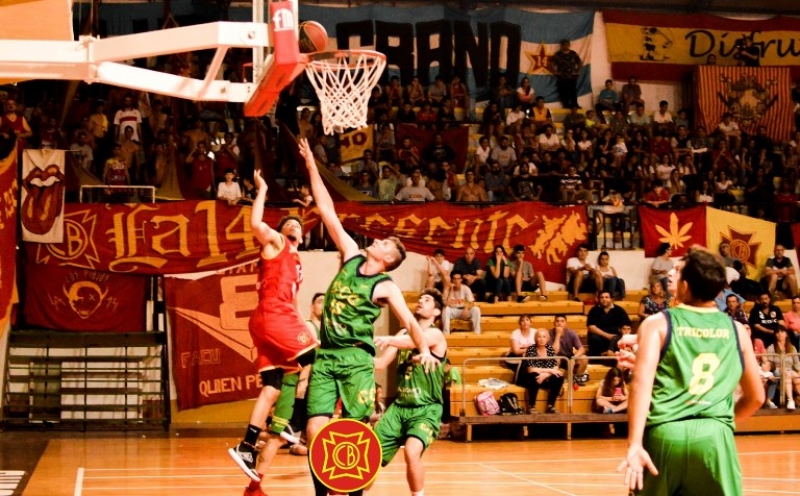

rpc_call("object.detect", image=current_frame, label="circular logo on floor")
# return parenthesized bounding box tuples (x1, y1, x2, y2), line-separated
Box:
(308, 419, 382, 492)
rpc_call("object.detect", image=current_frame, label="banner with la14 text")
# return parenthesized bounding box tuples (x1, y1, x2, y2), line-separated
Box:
(25, 201, 587, 284)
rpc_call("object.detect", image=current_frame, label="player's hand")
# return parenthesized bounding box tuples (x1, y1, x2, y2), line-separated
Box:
(253, 169, 267, 191)
(615, 349, 636, 370)
(618, 444, 658, 491)
(298, 138, 316, 169)
(412, 352, 440, 373)
(374, 336, 392, 350)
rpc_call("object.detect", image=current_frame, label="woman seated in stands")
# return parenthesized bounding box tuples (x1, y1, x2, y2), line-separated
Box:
(694, 179, 714, 204)
(516, 328, 564, 414)
(597, 251, 626, 299)
(638, 279, 670, 320)
(649, 242, 674, 296)
(714, 170, 736, 204)
(766, 326, 800, 410)
(505, 315, 536, 375)
(485, 245, 513, 303)
(594, 367, 628, 414)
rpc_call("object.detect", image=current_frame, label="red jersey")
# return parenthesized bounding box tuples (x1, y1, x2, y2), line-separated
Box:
(256, 236, 302, 308)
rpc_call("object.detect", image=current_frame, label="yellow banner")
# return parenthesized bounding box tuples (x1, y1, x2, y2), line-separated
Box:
(705, 207, 775, 278)
(338, 126, 374, 164)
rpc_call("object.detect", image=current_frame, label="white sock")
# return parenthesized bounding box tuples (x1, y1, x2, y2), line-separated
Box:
(411, 491, 424, 496)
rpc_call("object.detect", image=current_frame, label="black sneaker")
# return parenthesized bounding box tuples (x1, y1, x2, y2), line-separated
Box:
(228, 442, 260, 482)
(576, 373, 590, 386)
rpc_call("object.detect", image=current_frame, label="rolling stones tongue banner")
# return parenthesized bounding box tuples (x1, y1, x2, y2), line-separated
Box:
(23, 263, 146, 332)
(21, 149, 65, 243)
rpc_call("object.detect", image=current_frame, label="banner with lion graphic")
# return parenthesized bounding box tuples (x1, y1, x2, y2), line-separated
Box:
(24, 264, 146, 332)
(21, 149, 65, 243)
(694, 66, 793, 141)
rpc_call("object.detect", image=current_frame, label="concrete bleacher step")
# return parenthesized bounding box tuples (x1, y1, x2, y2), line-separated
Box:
(448, 329, 590, 348)
(476, 300, 583, 316)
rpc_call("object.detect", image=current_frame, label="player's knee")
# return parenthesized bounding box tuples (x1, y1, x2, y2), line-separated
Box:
(260, 369, 284, 390)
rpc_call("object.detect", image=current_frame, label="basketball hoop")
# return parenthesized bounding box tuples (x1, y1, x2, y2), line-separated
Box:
(303, 50, 387, 135)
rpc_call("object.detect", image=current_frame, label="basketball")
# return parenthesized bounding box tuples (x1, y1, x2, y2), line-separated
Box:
(298, 21, 329, 53)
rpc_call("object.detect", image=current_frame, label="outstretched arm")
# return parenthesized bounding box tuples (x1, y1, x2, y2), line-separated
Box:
(250, 170, 281, 247)
(377, 281, 438, 372)
(298, 138, 359, 260)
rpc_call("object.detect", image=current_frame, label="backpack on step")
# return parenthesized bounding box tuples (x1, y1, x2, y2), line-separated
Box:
(474, 390, 500, 415)
(499, 392, 523, 415)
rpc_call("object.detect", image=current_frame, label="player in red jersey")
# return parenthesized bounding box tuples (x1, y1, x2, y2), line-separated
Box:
(229, 169, 318, 486)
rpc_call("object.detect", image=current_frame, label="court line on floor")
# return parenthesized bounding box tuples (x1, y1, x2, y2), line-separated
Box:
(73, 467, 84, 496)
(478, 463, 576, 496)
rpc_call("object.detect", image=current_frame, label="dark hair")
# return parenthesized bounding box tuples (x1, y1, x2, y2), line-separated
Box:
(513, 244, 525, 253)
(601, 367, 626, 397)
(577, 243, 589, 253)
(385, 236, 407, 272)
(656, 242, 672, 256)
(433, 248, 445, 256)
(312, 292, 325, 303)
(679, 248, 726, 302)
(276, 215, 303, 232)
(598, 251, 610, 261)
(224, 168, 235, 175)
(450, 270, 464, 279)
(422, 288, 444, 310)
(554, 313, 567, 321)
(598, 290, 613, 298)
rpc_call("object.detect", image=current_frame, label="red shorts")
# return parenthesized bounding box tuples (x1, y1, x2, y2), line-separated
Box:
(249, 303, 316, 372)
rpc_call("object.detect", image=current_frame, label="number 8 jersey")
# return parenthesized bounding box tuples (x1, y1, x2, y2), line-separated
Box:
(647, 305, 743, 430)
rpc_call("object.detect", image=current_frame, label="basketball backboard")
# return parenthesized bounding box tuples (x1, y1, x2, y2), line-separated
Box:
(0, 0, 302, 115)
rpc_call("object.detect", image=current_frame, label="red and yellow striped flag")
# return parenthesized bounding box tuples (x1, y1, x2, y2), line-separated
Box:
(695, 66, 793, 141)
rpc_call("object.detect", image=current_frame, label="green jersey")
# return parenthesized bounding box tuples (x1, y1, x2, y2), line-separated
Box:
(395, 341, 445, 407)
(321, 255, 390, 355)
(647, 305, 742, 429)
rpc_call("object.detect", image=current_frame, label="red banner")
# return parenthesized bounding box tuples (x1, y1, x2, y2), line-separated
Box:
(695, 66, 793, 141)
(23, 264, 146, 332)
(166, 264, 263, 410)
(0, 146, 17, 333)
(639, 205, 706, 257)
(25, 201, 587, 283)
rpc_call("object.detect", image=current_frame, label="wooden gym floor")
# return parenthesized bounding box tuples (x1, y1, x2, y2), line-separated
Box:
(7, 430, 800, 495)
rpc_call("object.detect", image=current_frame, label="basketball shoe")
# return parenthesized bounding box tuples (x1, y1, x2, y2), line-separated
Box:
(229, 442, 260, 482)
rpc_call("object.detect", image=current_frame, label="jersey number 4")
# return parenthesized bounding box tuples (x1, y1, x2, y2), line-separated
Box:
(688, 352, 721, 396)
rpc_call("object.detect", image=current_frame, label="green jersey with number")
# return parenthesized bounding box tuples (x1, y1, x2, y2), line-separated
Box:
(320, 255, 390, 355)
(647, 305, 742, 429)
(395, 336, 445, 407)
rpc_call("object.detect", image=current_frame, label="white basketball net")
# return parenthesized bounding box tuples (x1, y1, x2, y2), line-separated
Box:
(304, 50, 387, 135)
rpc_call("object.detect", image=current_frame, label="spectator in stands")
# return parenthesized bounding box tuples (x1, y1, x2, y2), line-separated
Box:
(760, 360, 779, 409)
(436, 98, 458, 129)
(355, 171, 376, 198)
(538, 124, 560, 155)
(563, 106, 587, 134)
(505, 315, 536, 375)
(725, 293, 750, 332)
(518, 328, 564, 414)
(734, 36, 761, 67)
(384, 76, 403, 112)
(120, 125, 142, 184)
(650, 243, 674, 296)
(423, 133, 456, 166)
(70, 131, 94, 173)
(594, 367, 628, 413)
(216, 168, 242, 206)
(566, 244, 602, 302)
(505, 102, 526, 135)
(472, 136, 492, 176)
(185, 140, 215, 198)
(762, 245, 798, 298)
(643, 180, 670, 208)
(714, 170, 736, 204)
(396, 100, 417, 124)
(587, 290, 631, 358)
(597, 251, 626, 300)
(395, 168, 434, 202)
(549, 314, 589, 385)
(375, 119, 396, 162)
(636, 279, 669, 321)
(480, 101, 503, 140)
(88, 101, 109, 151)
(595, 79, 620, 124)
(750, 291, 785, 348)
(620, 76, 643, 115)
(490, 136, 517, 172)
(784, 295, 800, 351)
(397, 136, 422, 172)
(456, 171, 487, 202)
(428, 76, 448, 107)
(406, 77, 425, 107)
(453, 247, 487, 302)
(441, 270, 481, 334)
(483, 160, 509, 202)
(549, 40, 582, 109)
(516, 77, 535, 112)
(375, 164, 399, 201)
(103, 143, 129, 187)
(424, 162, 451, 201)
(628, 104, 652, 138)
(765, 326, 800, 410)
(426, 249, 452, 292)
(560, 165, 582, 202)
(508, 245, 547, 302)
(485, 245, 513, 303)
(113, 95, 143, 145)
(493, 74, 516, 116)
(530, 96, 553, 133)
(653, 100, 674, 134)
(416, 100, 437, 130)
(717, 112, 742, 150)
(507, 162, 541, 201)
(449, 75, 469, 111)
(367, 86, 389, 123)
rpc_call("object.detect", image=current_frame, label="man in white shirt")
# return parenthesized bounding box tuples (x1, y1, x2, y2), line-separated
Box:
(442, 271, 482, 334)
(113, 95, 143, 144)
(473, 136, 492, 174)
(395, 169, 435, 202)
(217, 169, 243, 205)
(717, 112, 742, 150)
(490, 136, 517, 171)
(566, 244, 602, 301)
(538, 125, 560, 154)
